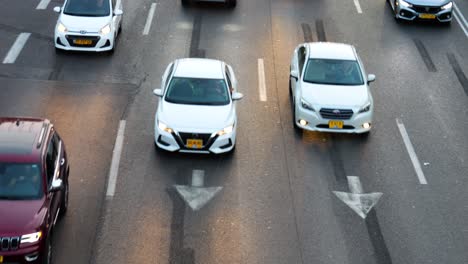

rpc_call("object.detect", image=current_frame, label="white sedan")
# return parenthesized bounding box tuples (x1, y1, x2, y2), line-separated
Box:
(290, 42, 375, 134)
(154, 58, 243, 154)
(54, 0, 123, 52)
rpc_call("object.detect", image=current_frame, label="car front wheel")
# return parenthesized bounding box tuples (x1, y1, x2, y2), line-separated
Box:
(227, 0, 236, 8)
(182, 0, 191, 6)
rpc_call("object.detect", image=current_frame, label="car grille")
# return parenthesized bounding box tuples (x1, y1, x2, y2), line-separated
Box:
(65, 35, 100, 47)
(178, 133, 212, 147)
(1, 236, 20, 251)
(412, 5, 441, 14)
(319, 108, 354, 120)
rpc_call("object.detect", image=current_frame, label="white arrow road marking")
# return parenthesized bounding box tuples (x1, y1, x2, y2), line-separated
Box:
(333, 176, 383, 219)
(175, 170, 222, 211)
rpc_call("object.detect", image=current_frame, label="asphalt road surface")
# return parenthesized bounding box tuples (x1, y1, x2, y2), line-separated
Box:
(1, 0, 467, 263)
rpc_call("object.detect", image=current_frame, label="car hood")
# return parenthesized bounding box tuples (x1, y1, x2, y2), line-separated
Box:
(406, 0, 450, 7)
(0, 198, 47, 235)
(301, 82, 370, 109)
(158, 101, 234, 132)
(59, 14, 111, 32)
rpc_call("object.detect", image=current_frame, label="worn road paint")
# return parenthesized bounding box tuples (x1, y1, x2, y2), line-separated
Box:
(106, 120, 126, 197)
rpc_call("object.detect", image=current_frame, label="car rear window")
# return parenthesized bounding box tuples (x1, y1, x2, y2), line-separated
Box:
(303, 59, 364, 86)
(63, 0, 111, 17)
(0, 163, 43, 200)
(165, 77, 230, 106)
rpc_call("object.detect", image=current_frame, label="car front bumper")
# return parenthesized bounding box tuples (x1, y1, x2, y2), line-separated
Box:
(0, 244, 44, 263)
(155, 126, 236, 154)
(295, 105, 373, 134)
(396, 5, 453, 22)
(54, 30, 114, 52)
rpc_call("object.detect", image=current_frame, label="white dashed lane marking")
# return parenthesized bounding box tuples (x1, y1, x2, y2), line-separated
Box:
(353, 0, 363, 14)
(454, 3, 468, 38)
(258, 58, 267, 102)
(143, 3, 157, 35)
(36, 0, 51, 10)
(396, 118, 428, 185)
(106, 120, 126, 198)
(3, 33, 31, 64)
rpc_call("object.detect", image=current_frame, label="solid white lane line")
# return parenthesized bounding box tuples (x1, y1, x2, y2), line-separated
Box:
(106, 120, 126, 197)
(453, 4, 468, 38)
(396, 119, 428, 185)
(3, 33, 31, 64)
(36, 0, 51, 10)
(143, 3, 157, 35)
(258, 58, 267, 102)
(192, 170, 205, 187)
(353, 0, 363, 14)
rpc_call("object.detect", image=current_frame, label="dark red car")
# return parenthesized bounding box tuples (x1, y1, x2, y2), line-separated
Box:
(0, 117, 69, 264)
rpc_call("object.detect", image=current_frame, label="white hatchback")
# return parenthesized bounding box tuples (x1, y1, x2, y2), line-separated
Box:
(54, 0, 123, 52)
(154, 58, 243, 154)
(290, 42, 375, 134)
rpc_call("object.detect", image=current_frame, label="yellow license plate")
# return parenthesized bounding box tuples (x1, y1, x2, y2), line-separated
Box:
(186, 139, 203, 149)
(0, 255, 3, 263)
(419, 13, 436, 19)
(329, 120, 344, 129)
(74, 39, 92, 45)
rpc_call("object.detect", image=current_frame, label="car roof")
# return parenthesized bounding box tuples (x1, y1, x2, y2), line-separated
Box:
(0, 117, 49, 163)
(307, 42, 357, 60)
(173, 58, 225, 79)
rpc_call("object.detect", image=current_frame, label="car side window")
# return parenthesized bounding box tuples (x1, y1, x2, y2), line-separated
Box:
(225, 67, 233, 94)
(46, 137, 56, 186)
(298, 47, 306, 76)
(164, 63, 175, 90)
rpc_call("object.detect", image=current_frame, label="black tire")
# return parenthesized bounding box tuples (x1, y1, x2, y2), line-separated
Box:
(55, 47, 64, 54)
(42, 236, 52, 264)
(59, 179, 69, 217)
(227, 0, 236, 8)
(182, 0, 191, 6)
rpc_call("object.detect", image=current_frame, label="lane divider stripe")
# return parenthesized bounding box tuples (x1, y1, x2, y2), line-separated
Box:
(396, 119, 428, 185)
(3, 33, 31, 64)
(353, 0, 363, 14)
(258, 58, 267, 102)
(453, 4, 468, 38)
(106, 120, 126, 197)
(36, 0, 51, 10)
(143, 3, 157, 35)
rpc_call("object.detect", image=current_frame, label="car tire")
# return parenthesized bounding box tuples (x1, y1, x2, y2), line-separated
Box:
(42, 236, 52, 264)
(59, 179, 69, 217)
(227, 0, 236, 8)
(182, 0, 191, 6)
(292, 102, 301, 132)
(55, 47, 63, 54)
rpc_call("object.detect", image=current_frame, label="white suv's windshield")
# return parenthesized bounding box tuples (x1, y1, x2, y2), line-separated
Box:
(165, 77, 230, 106)
(63, 0, 111, 17)
(0, 163, 43, 200)
(304, 59, 364, 86)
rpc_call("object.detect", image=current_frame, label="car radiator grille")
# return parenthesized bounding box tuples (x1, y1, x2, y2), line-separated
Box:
(1, 236, 20, 251)
(412, 5, 441, 14)
(319, 108, 354, 120)
(65, 35, 100, 47)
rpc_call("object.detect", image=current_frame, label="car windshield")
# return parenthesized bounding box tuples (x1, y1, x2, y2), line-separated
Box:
(303, 59, 364, 86)
(165, 77, 230, 106)
(0, 163, 43, 200)
(63, 0, 110, 17)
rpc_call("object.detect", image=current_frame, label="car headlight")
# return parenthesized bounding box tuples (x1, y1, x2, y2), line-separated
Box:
(57, 22, 67, 33)
(100, 24, 111, 35)
(217, 124, 234, 136)
(158, 121, 173, 133)
(358, 102, 371, 113)
(300, 98, 315, 112)
(398, 0, 413, 8)
(21, 231, 42, 244)
(441, 2, 452, 10)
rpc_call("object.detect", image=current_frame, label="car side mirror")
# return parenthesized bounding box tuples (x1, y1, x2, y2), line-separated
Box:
(49, 179, 63, 193)
(232, 92, 244, 101)
(367, 74, 376, 84)
(153, 89, 163, 97)
(53, 6, 61, 13)
(114, 9, 123, 16)
(290, 69, 299, 80)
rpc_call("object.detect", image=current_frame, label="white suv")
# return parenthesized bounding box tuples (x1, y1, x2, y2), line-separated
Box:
(54, 0, 123, 52)
(289, 42, 375, 134)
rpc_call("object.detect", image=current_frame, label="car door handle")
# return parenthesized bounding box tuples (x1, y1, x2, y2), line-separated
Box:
(60, 158, 65, 166)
